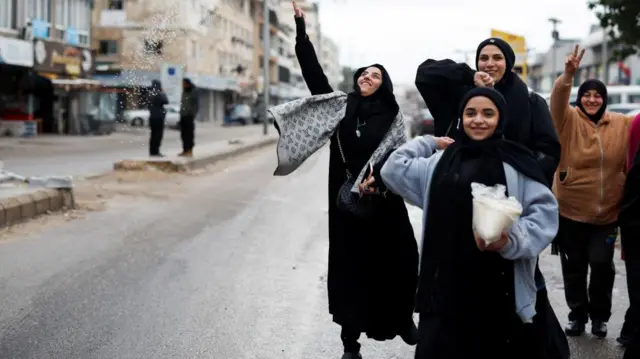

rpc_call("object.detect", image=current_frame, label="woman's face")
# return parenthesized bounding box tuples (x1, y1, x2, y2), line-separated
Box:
(357, 67, 383, 96)
(580, 89, 604, 115)
(477, 45, 507, 83)
(462, 96, 500, 141)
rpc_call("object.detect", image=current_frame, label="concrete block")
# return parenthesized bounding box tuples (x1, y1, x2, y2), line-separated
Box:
(30, 190, 51, 215)
(59, 189, 75, 209)
(0, 203, 6, 228)
(1, 197, 22, 225)
(49, 190, 62, 209)
(14, 194, 36, 219)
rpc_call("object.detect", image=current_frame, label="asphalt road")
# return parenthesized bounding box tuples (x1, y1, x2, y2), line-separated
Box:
(1, 123, 265, 178)
(0, 147, 631, 358)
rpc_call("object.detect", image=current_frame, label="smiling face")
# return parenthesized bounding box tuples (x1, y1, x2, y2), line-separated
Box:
(357, 67, 383, 96)
(477, 45, 507, 83)
(580, 89, 604, 115)
(462, 96, 500, 141)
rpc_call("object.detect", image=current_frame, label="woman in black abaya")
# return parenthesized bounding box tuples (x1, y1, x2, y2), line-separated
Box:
(415, 38, 568, 359)
(277, 3, 419, 358)
(381, 88, 558, 359)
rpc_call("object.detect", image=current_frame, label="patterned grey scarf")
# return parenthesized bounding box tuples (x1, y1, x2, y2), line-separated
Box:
(268, 91, 407, 193)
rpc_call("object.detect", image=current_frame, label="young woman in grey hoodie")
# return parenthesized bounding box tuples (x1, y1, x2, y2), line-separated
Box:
(381, 88, 559, 359)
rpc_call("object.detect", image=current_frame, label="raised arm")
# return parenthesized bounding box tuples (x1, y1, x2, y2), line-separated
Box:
(414, 59, 475, 136)
(500, 176, 559, 260)
(550, 45, 584, 134)
(380, 135, 449, 207)
(293, 4, 332, 95)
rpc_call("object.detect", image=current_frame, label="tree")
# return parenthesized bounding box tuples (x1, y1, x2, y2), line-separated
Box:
(587, 0, 640, 59)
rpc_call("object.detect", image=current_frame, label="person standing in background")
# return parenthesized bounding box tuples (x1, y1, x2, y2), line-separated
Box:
(179, 78, 199, 157)
(148, 79, 168, 157)
(549, 45, 634, 338)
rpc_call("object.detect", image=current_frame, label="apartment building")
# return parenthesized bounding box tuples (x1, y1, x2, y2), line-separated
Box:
(93, 0, 255, 122)
(320, 35, 342, 90)
(0, 0, 102, 135)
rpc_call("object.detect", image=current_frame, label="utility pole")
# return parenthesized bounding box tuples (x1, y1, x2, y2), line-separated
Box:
(548, 17, 561, 81)
(262, 0, 270, 135)
(602, 24, 609, 84)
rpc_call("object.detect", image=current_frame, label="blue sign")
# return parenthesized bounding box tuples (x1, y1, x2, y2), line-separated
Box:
(65, 27, 79, 45)
(31, 19, 49, 39)
(168, 67, 176, 76)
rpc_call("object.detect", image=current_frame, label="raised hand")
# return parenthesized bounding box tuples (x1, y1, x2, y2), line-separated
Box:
(434, 136, 455, 150)
(293, 1, 304, 18)
(565, 45, 585, 76)
(473, 71, 495, 88)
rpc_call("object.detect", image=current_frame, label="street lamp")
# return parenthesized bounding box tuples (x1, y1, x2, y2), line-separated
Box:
(548, 17, 561, 81)
(262, 0, 270, 135)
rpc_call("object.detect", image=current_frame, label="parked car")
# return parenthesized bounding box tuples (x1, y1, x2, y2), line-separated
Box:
(223, 104, 253, 126)
(122, 105, 181, 129)
(410, 108, 435, 137)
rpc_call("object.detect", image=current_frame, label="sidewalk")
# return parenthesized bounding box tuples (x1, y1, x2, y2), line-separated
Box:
(1, 124, 270, 178)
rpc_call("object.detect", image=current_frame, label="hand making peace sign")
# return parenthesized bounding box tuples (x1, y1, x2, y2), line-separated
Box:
(565, 45, 585, 76)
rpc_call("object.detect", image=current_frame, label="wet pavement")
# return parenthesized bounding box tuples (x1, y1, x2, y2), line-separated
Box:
(0, 147, 630, 358)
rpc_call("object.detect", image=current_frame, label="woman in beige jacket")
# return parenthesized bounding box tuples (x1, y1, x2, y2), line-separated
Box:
(550, 45, 634, 339)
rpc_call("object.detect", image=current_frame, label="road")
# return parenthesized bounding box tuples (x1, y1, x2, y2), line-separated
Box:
(0, 147, 630, 358)
(0, 123, 265, 178)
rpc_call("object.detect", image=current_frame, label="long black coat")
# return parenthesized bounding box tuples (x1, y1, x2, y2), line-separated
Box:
(293, 17, 418, 339)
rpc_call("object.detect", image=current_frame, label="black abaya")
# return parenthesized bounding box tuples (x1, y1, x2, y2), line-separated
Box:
(294, 17, 418, 339)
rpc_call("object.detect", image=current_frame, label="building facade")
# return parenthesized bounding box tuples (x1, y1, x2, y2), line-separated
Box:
(0, 0, 104, 136)
(92, 0, 255, 123)
(529, 25, 640, 93)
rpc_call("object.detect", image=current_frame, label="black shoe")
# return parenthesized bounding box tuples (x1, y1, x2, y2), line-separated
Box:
(341, 353, 362, 359)
(617, 334, 633, 346)
(150, 153, 164, 157)
(565, 320, 586, 336)
(591, 320, 608, 338)
(399, 320, 419, 345)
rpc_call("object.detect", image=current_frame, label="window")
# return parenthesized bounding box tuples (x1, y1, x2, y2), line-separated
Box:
(99, 40, 118, 55)
(0, 0, 16, 30)
(630, 95, 640, 104)
(54, 0, 91, 45)
(108, 0, 123, 10)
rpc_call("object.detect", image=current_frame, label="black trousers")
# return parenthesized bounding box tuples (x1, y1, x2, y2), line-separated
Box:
(556, 216, 617, 322)
(180, 115, 195, 152)
(621, 227, 640, 338)
(340, 326, 361, 353)
(149, 119, 164, 155)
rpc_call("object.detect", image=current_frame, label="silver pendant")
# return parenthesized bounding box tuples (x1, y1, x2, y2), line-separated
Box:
(356, 129, 361, 137)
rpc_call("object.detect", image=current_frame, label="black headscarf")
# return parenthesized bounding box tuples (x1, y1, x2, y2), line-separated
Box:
(417, 87, 546, 318)
(475, 38, 532, 145)
(576, 79, 608, 123)
(441, 87, 548, 185)
(349, 63, 399, 117)
(339, 64, 399, 180)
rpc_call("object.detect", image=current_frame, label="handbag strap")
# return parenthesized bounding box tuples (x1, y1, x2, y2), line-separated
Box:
(336, 127, 353, 178)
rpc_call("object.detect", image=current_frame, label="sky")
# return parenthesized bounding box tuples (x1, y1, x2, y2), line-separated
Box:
(315, 0, 603, 85)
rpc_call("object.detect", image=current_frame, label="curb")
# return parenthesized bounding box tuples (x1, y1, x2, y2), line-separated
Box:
(113, 136, 278, 173)
(0, 188, 75, 228)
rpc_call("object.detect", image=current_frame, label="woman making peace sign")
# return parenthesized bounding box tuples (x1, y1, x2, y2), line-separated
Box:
(550, 45, 635, 338)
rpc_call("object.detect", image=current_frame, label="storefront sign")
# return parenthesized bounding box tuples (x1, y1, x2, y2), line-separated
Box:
(33, 39, 94, 77)
(0, 37, 34, 67)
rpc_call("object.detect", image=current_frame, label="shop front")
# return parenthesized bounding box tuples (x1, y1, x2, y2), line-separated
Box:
(0, 36, 37, 137)
(32, 39, 116, 135)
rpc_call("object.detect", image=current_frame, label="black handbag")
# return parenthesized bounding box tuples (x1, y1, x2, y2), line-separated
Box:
(335, 128, 387, 217)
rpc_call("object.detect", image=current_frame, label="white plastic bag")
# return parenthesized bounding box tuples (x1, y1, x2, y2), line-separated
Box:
(471, 182, 523, 245)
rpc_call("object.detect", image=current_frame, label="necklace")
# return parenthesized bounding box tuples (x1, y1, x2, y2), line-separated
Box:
(356, 117, 367, 138)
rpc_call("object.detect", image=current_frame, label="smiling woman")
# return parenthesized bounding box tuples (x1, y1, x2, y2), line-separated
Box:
(549, 45, 636, 338)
